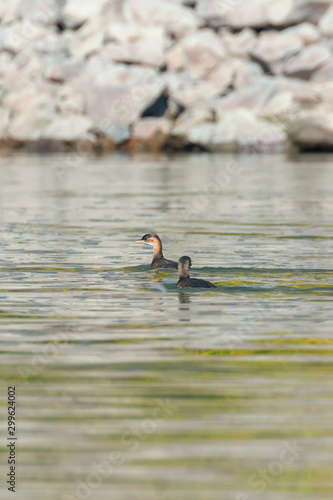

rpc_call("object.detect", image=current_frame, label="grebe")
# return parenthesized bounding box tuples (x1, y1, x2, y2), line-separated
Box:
(136, 233, 178, 269)
(177, 256, 216, 289)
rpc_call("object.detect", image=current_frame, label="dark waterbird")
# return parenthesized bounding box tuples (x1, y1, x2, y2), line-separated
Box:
(136, 233, 178, 269)
(177, 256, 216, 289)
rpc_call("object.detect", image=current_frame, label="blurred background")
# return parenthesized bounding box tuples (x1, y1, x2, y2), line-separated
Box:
(0, 0, 333, 152)
(1, 2, 333, 500)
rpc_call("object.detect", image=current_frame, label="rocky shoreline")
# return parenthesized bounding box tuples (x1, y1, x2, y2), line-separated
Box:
(1, 0, 333, 153)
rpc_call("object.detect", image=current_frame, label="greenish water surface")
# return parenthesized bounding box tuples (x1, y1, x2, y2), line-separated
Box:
(0, 153, 332, 500)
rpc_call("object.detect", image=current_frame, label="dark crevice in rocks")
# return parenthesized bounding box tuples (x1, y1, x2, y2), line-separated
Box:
(68, 21, 86, 32)
(164, 138, 208, 153)
(56, 22, 66, 32)
(250, 23, 312, 34)
(219, 85, 234, 99)
(142, 92, 169, 118)
(185, 0, 197, 9)
(110, 60, 135, 66)
(220, 23, 302, 34)
(185, 143, 208, 153)
(297, 145, 333, 153)
(173, 104, 185, 120)
(249, 55, 273, 76)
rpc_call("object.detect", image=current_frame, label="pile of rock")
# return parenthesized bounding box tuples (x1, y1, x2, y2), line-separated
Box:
(1, 0, 333, 153)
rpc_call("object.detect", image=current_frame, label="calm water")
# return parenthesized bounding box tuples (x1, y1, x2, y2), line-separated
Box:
(0, 153, 333, 500)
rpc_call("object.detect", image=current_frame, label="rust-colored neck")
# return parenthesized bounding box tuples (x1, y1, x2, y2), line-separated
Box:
(152, 238, 163, 259)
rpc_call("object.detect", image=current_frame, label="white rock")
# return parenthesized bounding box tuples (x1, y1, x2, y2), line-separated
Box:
(68, 20, 104, 58)
(0, 22, 52, 55)
(132, 118, 171, 142)
(187, 122, 216, 147)
(233, 60, 264, 89)
(0, 53, 15, 76)
(196, 0, 331, 29)
(61, 0, 108, 29)
(259, 90, 296, 122)
(177, 108, 287, 152)
(196, 0, 270, 29)
(0, 107, 10, 138)
(166, 29, 227, 78)
(283, 23, 320, 45)
(318, 4, 333, 37)
(7, 108, 57, 141)
(124, 0, 203, 38)
(16, 0, 63, 25)
(172, 103, 214, 138)
(212, 109, 287, 152)
(43, 114, 93, 141)
(33, 31, 68, 55)
(0, 0, 20, 24)
(43, 57, 83, 82)
(220, 29, 257, 57)
(3, 84, 55, 114)
(267, 0, 330, 25)
(101, 26, 166, 68)
(275, 77, 322, 104)
(57, 90, 85, 114)
(74, 60, 166, 128)
(213, 79, 277, 118)
(165, 65, 232, 108)
(312, 59, 333, 81)
(251, 30, 303, 74)
(287, 106, 333, 146)
(284, 43, 331, 79)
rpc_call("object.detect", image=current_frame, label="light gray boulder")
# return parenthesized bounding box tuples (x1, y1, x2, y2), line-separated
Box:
(250, 30, 303, 74)
(287, 106, 333, 147)
(220, 29, 257, 57)
(0, 22, 54, 55)
(124, 0, 203, 39)
(42, 56, 83, 83)
(16, 0, 64, 26)
(213, 79, 278, 118)
(71, 59, 166, 129)
(283, 22, 319, 45)
(174, 107, 287, 152)
(196, 0, 331, 29)
(0, 107, 10, 139)
(283, 43, 331, 79)
(61, 0, 108, 29)
(102, 124, 131, 144)
(67, 19, 105, 59)
(165, 63, 233, 108)
(132, 117, 171, 144)
(172, 103, 215, 140)
(211, 109, 287, 152)
(166, 29, 227, 78)
(318, 4, 333, 36)
(7, 108, 57, 141)
(233, 60, 264, 89)
(312, 59, 333, 81)
(43, 114, 93, 141)
(101, 26, 166, 68)
(0, 0, 20, 25)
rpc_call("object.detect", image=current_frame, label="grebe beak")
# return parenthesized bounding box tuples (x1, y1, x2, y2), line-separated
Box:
(136, 240, 143, 244)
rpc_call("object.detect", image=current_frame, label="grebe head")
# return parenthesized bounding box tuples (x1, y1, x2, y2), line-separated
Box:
(136, 233, 163, 258)
(178, 255, 192, 278)
(136, 233, 161, 247)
